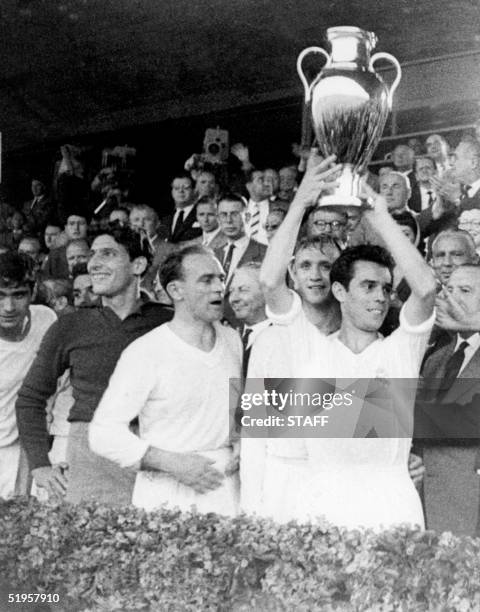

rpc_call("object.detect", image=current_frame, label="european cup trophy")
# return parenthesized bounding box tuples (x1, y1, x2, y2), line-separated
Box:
(297, 26, 402, 206)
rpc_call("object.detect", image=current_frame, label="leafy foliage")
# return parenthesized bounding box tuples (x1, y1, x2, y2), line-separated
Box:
(1, 498, 480, 611)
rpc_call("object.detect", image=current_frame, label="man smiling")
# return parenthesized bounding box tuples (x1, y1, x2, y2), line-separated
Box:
(257, 153, 436, 529)
(90, 245, 241, 515)
(16, 225, 172, 503)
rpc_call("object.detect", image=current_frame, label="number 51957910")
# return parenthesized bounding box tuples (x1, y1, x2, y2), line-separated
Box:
(8, 593, 60, 603)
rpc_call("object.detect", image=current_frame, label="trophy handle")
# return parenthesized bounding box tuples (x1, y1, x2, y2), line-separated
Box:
(369, 52, 402, 108)
(297, 47, 330, 103)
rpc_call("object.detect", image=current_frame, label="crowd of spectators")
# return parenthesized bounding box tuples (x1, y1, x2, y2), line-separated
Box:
(2, 127, 480, 535)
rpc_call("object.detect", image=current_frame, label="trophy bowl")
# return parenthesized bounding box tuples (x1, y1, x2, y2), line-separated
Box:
(297, 26, 401, 206)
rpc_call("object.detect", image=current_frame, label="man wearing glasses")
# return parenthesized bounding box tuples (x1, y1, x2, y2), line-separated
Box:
(306, 206, 348, 250)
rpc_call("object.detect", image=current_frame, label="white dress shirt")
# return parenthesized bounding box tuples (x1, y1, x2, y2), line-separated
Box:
(242, 318, 271, 350)
(419, 185, 437, 210)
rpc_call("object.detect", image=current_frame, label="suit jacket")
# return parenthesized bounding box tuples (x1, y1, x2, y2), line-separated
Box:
(42, 246, 69, 280)
(214, 238, 267, 326)
(22, 196, 55, 236)
(416, 337, 480, 535)
(205, 230, 228, 252)
(459, 189, 480, 212)
(161, 206, 202, 244)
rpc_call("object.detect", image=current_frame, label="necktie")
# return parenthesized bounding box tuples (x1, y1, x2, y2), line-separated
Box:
(242, 327, 253, 380)
(223, 243, 235, 276)
(173, 210, 185, 235)
(427, 190, 435, 207)
(249, 203, 260, 238)
(437, 340, 469, 401)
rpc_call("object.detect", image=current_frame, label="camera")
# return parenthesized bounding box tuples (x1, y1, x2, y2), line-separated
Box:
(203, 127, 229, 164)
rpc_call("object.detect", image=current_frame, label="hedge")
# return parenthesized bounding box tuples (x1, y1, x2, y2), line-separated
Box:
(1, 498, 480, 611)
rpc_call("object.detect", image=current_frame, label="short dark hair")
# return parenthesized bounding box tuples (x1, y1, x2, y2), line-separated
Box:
(217, 192, 246, 208)
(245, 168, 263, 184)
(159, 244, 211, 296)
(0, 252, 35, 290)
(330, 245, 394, 290)
(90, 223, 152, 266)
(391, 210, 418, 241)
(196, 196, 216, 207)
(171, 173, 193, 187)
(414, 155, 437, 172)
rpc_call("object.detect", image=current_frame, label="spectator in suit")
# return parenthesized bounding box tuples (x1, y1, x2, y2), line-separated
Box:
(306, 206, 348, 249)
(349, 172, 411, 247)
(430, 230, 478, 286)
(229, 262, 269, 379)
(453, 139, 480, 211)
(408, 156, 438, 213)
(129, 205, 163, 254)
(22, 179, 55, 237)
(215, 194, 267, 280)
(215, 194, 267, 326)
(380, 171, 412, 213)
(65, 239, 89, 276)
(425, 134, 451, 178)
(278, 165, 298, 203)
(163, 174, 202, 244)
(392, 144, 417, 191)
(130, 204, 175, 296)
(195, 197, 227, 250)
(194, 170, 217, 201)
(430, 139, 480, 211)
(416, 264, 480, 536)
(43, 223, 62, 253)
(263, 168, 280, 202)
(244, 169, 269, 246)
(43, 214, 88, 280)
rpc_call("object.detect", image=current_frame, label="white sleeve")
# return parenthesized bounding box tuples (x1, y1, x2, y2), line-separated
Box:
(384, 304, 436, 377)
(399, 303, 436, 334)
(265, 290, 302, 326)
(89, 340, 156, 468)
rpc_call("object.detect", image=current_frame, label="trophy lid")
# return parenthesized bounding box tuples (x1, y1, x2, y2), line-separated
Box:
(326, 26, 378, 64)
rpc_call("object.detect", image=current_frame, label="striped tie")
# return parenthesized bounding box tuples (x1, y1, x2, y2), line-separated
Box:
(249, 203, 260, 238)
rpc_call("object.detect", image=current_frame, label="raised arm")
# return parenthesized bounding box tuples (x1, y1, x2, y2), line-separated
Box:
(260, 153, 340, 314)
(362, 183, 437, 325)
